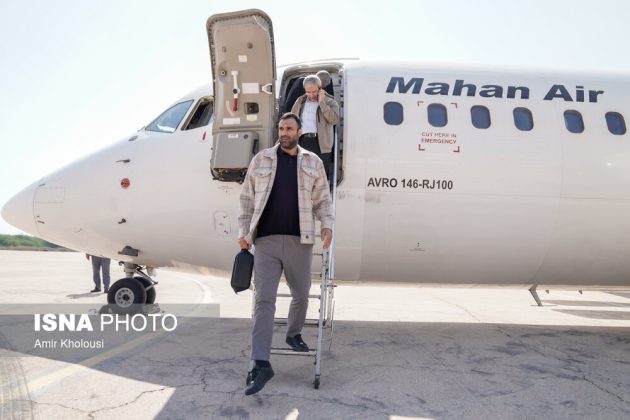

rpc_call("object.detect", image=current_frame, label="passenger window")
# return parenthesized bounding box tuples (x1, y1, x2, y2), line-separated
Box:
(183, 98, 214, 130)
(145, 100, 194, 133)
(564, 110, 584, 133)
(383, 102, 403, 125)
(605, 112, 626, 135)
(471, 105, 491, 129)
(513, 107, 533, 131)
(428, 104, 447, 127)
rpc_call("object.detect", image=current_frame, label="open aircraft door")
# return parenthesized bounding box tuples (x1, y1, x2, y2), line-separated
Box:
(206, 9, 276, 182)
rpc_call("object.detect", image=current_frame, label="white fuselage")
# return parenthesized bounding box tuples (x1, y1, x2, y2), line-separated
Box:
(4, 60, 630, 288)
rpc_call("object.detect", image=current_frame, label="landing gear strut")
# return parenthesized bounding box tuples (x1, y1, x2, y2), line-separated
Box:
(106, 262, 158, 314)
(529, 285, 543, 307)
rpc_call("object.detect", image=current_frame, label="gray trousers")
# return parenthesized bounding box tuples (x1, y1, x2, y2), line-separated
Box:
(91, 257, 111, 288)
(299, 136, 331, 181)
(251, 235, 313, 361)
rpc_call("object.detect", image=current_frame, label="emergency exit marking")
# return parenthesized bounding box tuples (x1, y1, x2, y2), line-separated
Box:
(420, 132, 457, 145)
(121, 178, 130, 189)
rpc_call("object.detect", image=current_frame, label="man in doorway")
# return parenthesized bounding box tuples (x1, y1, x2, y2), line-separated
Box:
(85, 254, 111, 293)
(291, 74, 340, 181)
(237, 112, 334, 396)
(316, 70, 335, 96)
(282, 70, 334, 114)
(282, 76, 304, 114)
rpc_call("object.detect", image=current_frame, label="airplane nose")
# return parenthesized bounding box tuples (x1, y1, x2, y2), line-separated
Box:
(1, 183, 37, 235)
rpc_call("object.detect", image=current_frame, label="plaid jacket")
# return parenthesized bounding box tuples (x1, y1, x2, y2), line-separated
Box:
(238, 144, 334, 245)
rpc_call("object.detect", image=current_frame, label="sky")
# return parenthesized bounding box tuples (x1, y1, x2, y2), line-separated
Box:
(1, 0, 629, 234)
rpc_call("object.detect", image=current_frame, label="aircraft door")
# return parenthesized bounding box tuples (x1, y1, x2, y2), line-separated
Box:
(206, 9, 276, 182)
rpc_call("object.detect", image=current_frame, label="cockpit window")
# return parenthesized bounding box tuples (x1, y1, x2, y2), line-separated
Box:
(183, 97, 214, 130)
(145, 100, 194, 133)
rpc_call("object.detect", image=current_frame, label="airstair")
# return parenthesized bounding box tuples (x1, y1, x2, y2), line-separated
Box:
(250, 131, 339, 390)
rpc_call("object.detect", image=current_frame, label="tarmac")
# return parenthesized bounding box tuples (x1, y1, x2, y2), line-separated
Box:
(0, 250, 629, 419)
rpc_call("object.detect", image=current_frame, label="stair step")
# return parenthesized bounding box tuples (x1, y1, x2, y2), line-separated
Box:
(280, 274, 327, 280)
(270, 347, 316, 356)
(277, 293, 320, 299)
(274, 318, 326, 327)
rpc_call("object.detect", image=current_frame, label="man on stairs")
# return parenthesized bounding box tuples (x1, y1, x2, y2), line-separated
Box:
(237, 112, 334, 395)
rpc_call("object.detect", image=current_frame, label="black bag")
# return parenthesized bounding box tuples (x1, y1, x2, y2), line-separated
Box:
(231, 249, 254, 293)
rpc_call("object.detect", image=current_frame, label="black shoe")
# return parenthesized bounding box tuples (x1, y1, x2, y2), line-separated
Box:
(246, 370, 253, 386)
(90, 287, 101, 293)
(244, 365, 274, 395)
(286, 334, 309, 352)
(103, 287, 109, 293)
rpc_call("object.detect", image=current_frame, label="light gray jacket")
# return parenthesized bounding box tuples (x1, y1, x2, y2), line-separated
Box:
(291, 92, 340, 153)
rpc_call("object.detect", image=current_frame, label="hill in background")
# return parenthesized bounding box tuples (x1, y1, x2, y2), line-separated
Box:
(0, 234, 73, 251)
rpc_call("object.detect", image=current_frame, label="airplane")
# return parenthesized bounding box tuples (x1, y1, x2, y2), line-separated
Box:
(3, 9, 630, 313)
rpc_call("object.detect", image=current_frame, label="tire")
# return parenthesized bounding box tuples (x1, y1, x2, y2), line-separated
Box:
(107, 277, 147, 314)
(134, 276, 156, 304)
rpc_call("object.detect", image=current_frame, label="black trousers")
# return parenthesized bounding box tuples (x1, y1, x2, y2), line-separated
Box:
(299, 135, 331, 181)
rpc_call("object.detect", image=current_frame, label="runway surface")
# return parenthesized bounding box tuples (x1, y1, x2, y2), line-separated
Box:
(1, 250, 629, 419)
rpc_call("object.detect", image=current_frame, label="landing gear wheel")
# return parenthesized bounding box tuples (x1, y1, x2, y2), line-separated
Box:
(107, 277, 147, 314)
(313, 375, 320, 389)
(135, 276, 156, 304)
